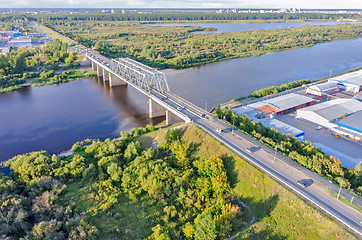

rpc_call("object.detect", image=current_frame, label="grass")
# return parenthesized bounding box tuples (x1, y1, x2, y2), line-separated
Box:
(58, 180, 162, 239)
(178, 124, 357, 240)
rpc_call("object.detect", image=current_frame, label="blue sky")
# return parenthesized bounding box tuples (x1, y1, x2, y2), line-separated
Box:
(0, 0, 361, 9)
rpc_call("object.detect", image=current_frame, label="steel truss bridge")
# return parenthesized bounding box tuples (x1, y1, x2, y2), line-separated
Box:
(111, 58, 169, 93)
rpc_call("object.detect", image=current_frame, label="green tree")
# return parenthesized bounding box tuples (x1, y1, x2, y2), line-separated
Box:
(194, 213, 217, 240)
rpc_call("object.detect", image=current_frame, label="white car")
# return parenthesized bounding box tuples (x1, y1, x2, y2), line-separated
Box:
(316, 126, 322, 130)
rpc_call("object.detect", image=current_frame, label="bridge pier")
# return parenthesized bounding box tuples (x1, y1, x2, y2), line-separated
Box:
(109, 72, 127, 87)
(96, 65, 103, 77)
(166, 110, 180, 125)
(149, 98, 166, 119)
(91, 61, 97, 71)
(102, 68, 109, 82)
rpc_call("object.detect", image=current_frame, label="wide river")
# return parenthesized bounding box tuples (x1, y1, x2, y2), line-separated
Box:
(0, 22, 361, 167)
(146, 21, 357, 34)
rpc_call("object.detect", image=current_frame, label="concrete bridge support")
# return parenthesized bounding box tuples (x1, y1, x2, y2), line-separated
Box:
(109, 73, 127, 87)
(166, 110, 180, 125)
(102, 68, 109, 81)
(149, 98, 166, 119)
(96, 65, 103, 77)
(91, 61, 97, 71)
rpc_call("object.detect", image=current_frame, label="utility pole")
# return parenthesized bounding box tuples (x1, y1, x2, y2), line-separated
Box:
(232, 118, 234, 135)
(337, 178, 344, 199)
(273, 139, 278, 161)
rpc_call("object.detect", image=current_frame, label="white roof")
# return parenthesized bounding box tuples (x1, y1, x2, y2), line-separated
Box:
(263, 119, 304, 138)
(329, 69, 362, 86)
(248, 93, 314, 112)
(299, 98, 362, 121)
(309, 82, 338, 92)
(353, 94, 362, 102)
(337, 110, 362, 132)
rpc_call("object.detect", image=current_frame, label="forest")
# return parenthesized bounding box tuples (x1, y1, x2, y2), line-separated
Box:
(36, 15, 362, 69)
(1, 124, 356, 240)
(0, 39, 82, 92)
(32, 12, 361, 22)
(214, 107, 362, 196)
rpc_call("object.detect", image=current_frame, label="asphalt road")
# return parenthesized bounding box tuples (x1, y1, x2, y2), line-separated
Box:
(184, 110, 362, 237)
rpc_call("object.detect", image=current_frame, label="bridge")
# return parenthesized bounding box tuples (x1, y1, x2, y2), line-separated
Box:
(75, 47, 208, 126)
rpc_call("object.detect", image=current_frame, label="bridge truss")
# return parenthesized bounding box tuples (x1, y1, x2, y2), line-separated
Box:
(111, 58, 169, 92)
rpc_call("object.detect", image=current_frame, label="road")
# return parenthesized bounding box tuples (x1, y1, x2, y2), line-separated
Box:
(39, 23, 362, 236)
(185, 110, 362, 237)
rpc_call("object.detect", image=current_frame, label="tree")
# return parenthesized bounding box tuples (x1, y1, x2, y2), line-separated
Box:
(194, 213, 217, 240)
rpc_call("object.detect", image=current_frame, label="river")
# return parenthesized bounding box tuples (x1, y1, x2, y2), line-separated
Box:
(146, 21, 358, 34)
(164, 38, 362, 108)
(0, 26, 361, 167)
(0, 79, 163, 168)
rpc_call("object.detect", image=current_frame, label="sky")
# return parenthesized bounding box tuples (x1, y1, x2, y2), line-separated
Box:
(0, 0, 361, 9)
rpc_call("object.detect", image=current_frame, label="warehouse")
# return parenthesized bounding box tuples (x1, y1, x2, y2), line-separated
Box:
(305, 82, 339, 97)
(248, 93, 315, 117)
(263, 119, 305, 141)
(328, 69, 362, 93)
(296, 98, 362, 129)
(336, 110, 362, 134)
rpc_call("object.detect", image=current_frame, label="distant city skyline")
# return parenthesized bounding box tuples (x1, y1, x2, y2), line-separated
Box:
(0, 0, 361, 10)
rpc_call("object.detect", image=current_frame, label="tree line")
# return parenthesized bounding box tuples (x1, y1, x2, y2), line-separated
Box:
(31, 12, 361, 23)
(248, 79, 311, 98)
(214, 107, 362, 195)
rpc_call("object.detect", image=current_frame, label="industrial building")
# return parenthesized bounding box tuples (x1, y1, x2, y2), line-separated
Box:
(263, 119, 305, 140)
(247, 93, 315, 117)
(336, 110, 362, 135)
(9, 37, 32, 47)
(305, 82, 339, 97)
(353, 94, 362, 102)
(296, 98, 362, 129)
(0, 31, 22, 38)
(328, 69, 362, 93)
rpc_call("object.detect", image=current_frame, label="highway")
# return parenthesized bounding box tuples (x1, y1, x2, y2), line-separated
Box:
(39, 23, 362, 237)
(184, 109, 362, 237)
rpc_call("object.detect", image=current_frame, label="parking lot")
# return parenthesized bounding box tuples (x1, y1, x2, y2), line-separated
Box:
(278, 113, 362, 168)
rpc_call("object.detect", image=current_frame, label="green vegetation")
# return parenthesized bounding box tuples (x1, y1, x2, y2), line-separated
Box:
(1, 124, 357, 239)
(33, 70, 96, 87)
(248, 79, 311, 98)
(33, 12, 361, 23)
(214, 107, 362, 196)
(35, 14, 362, 69)
(0, 38, 93, 93)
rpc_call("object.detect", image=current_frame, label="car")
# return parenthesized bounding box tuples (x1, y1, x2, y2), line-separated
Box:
(177, 107, 182, 111)
(245, 148, 252, 154)
(297, 180, 307, 188)
(199, 113, 206, 118)
(316, 126, 322, 130)
(216, 128, 224, 133)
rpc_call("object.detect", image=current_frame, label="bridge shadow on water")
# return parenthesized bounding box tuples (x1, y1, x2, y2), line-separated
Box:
(94, 77, 165, 126)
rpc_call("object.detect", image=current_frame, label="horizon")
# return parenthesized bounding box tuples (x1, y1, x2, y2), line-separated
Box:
(0, 0, 361, 10)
